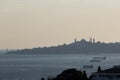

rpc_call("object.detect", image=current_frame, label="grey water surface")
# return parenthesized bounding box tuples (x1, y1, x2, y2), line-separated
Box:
(0, 53, 120, 80)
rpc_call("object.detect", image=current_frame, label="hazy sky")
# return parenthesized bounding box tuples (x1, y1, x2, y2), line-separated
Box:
(1, 0, 120, 49)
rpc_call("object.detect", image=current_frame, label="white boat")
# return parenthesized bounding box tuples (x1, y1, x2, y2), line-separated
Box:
(90, 56, 108, 62)
(93, 56, 108, 60)
(90, 59, 102, 62)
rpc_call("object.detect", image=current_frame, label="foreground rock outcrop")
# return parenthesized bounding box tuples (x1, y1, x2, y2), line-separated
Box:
(50, 68, 89, 80)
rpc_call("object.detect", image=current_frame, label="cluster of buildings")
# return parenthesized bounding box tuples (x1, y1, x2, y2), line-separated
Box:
(74, 37, 96, 44)
(91, 65, 120, 80)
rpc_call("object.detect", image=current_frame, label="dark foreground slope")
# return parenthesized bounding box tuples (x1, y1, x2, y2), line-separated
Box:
(47, 68, 89, 80)
(6, 39, 120, 55)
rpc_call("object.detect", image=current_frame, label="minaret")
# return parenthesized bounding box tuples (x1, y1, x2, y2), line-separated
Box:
(93, 38, 95, 43)
(74, 38, 77, 43)
(90, 37, 92, 43)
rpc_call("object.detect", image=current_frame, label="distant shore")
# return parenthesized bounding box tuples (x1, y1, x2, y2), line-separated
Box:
(5, 38, 120, 55)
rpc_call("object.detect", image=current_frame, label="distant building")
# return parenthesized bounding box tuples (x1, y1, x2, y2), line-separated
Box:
(89, 37, 95, 43)
(93, 38, 95, 43)
(74, 38, 77, 43)
(91, 65, 120, 80)
(90, 37, 92, 43)
(81, 39, 87, 43)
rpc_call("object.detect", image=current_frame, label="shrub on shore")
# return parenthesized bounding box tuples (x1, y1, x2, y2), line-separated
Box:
(48, 68, 89, 80)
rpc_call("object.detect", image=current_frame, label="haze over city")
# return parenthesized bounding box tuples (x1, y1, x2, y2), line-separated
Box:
(1, 0, 120, 49)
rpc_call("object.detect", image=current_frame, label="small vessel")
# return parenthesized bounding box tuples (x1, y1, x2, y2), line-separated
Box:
(93, 56, 108, 60)
(83, 65, 94, 69)
(90, 56, 108, 62)
(90, 59, 101, 62)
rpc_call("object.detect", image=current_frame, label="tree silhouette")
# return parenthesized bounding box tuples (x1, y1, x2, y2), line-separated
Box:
(50, 68, 89, 80)
(41, 77, 45, 80)
(97, 66, 102, 72)
(83, 71, 88, 80)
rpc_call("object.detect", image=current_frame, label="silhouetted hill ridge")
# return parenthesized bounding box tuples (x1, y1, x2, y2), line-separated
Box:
(5, 39, 120, 54)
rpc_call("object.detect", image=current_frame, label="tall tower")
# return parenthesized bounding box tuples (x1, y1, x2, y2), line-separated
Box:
(93, 38, 95, 43)
(90, 37, 92, 43)
(74, 38, 77, 43)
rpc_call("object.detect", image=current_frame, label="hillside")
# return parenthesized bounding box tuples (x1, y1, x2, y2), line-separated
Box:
(5, 39, 120, 55)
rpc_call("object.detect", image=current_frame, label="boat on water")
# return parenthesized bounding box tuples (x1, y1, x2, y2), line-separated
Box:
(93, 56, 108, 60)
(83, 65, 94, 69)
(90, 56, 108, 62)
(90, 59, 102, 62)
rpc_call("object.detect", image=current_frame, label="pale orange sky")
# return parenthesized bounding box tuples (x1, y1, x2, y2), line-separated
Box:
(0, 0, 120, 49)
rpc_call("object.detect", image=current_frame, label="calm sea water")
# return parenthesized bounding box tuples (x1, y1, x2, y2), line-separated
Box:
(0, 53, 120, 80)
